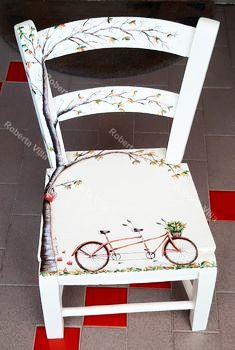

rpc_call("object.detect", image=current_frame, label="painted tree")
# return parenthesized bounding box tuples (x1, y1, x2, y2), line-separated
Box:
(16, 17, 187, 274)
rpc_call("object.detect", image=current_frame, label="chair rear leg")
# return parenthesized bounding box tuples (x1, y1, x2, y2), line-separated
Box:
(190, 267, 217, 331)
(39, 275, 64, 339)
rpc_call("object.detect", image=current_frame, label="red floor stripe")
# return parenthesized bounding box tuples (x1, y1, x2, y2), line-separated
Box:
(209, 190, 235, 221)
(83, 287, 127, 327)
(34, 327, 80, 350)
(130, 282, 171, 288)
(5, 61, 27, 82)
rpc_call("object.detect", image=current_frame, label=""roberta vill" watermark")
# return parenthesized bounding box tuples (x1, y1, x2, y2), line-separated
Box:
(109, 128, 133, 149)
(48, 73, 68, 95)
(4, 121, 47, 161)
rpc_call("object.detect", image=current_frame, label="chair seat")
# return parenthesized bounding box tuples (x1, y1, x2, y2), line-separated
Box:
(45, 148, 216, 276)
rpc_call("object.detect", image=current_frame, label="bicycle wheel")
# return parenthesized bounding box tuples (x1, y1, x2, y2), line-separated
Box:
(164, 237, 198, 265)
(74, 241, 110, 272)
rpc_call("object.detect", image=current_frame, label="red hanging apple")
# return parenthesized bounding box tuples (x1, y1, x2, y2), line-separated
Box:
(43, 191, 57, 203)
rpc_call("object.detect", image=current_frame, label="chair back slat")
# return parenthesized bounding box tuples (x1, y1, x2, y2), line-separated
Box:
(55, 86, 178, 121)
(38, 17, 195, 60)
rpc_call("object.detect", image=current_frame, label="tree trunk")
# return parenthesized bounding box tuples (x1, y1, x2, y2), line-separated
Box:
(40, 61, 65, 273)
(40, 200, 57, 272)
(42, 60, 64, 168)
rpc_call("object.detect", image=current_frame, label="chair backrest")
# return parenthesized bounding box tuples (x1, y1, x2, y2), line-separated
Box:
(14, 16, 219, 168)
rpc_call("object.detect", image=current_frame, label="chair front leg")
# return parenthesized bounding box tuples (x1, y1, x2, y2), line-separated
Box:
(190, 267, 217, 331)
(39, 275, 64, 339)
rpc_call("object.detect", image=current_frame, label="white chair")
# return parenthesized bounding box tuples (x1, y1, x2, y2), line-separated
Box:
(15, 16, 219, 339)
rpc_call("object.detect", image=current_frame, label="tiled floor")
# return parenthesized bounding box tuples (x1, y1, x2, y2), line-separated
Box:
(0, 4, 235, 350)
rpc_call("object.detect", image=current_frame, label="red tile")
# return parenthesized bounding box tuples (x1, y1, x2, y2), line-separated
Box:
(34, 327, 80, 350)
(6, 61, 27, 82)
(83, 287, 127, 327)
(130, 282, 171, 289)
(210, 190, 235, 220)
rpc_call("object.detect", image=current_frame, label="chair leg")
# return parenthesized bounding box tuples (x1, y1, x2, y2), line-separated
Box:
(39, 275, 64, 339)
(190, 267, 217, 331)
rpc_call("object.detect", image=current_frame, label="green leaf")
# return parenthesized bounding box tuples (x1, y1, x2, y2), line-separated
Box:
(74, 180, 82, 186)
(65, 184, 72, 190)
(95, 99, 101, 104)
(122, 36, 131, 41)
(73, 152, 83, 159)
(95, 155, 103, 160)
(132, 160, 140, 165)
(110, 37, 117, 42)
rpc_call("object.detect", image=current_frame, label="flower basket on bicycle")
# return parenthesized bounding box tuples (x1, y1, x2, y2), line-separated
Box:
(171, 231, 182, 237)
(157, 219, 186, 237)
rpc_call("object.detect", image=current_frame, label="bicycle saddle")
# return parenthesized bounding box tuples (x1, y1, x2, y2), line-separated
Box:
(99, 230, 110, 234)
(134, 228, 143, 232)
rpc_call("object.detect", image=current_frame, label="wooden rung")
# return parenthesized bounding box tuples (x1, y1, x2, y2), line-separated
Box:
(62, 300, 194, 317)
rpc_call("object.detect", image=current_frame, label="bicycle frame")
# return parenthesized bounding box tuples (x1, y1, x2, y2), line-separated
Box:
(81, 231, 180, 257)
(106, 233, 166, 255)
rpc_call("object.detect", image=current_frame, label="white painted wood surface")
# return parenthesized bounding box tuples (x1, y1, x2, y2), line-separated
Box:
(55, 86, 178, 121)
(14, 17, 219, 166)
(39, 17, 195, 59)
(166, 18, 220, 163)
(39, 275, 64, 338)
(56, 266, 202, 285)
(62, 300, 194, 317)
(14, 21, 57, 167)
(190, 267, 217, 331)
(50, 149, 216, 276)
(182, 279, 193, 299)
(38, 264, 217, 338)
(14, 16, 219, 338)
